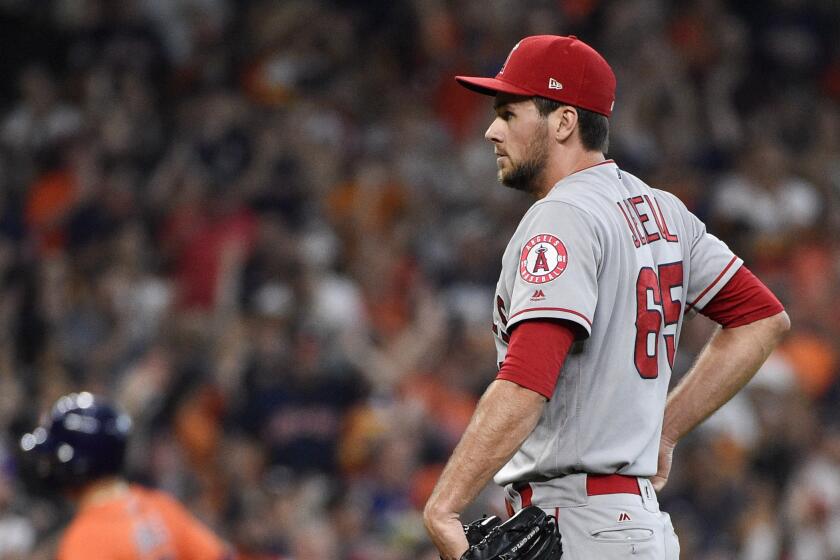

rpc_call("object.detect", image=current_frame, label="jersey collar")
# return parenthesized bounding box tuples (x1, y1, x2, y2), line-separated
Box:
(569, 159, 616, 177)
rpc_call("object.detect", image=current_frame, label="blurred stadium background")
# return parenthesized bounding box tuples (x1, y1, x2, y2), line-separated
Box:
(0, 0, 837, 558)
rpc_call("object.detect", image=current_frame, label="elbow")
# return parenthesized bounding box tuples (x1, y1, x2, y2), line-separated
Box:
(766, 310, 791, 346)
(772, 310, 791, 337)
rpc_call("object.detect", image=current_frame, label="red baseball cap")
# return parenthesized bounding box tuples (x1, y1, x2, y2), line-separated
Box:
(456, 35, 616, 117)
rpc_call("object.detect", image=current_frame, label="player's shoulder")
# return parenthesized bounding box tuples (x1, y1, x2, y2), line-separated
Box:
(136, 484, 187, 514)
(530, 176, 603, 218)
(538, 161, 623, 211)
(521, 195, 597, 238)
(60, 516, 90, 548)
(63, 496, 123, 533)
(59, 511, 116, 560)
(646, 184, 689, 212)
(614, 167, 695, 218)
(645, 185, 703, 234)
(523, 180, 610, 235)
(513, 195, 602, 257)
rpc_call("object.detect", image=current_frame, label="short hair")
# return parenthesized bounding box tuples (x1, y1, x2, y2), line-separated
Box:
(533, 97, 609, 153)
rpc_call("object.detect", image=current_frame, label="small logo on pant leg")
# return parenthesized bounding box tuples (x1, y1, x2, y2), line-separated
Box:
(618, 512, 632, 522)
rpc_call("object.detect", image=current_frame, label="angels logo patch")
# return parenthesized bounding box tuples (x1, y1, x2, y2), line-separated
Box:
(499, 40, 521, 74)
(520, 234, 568, 284)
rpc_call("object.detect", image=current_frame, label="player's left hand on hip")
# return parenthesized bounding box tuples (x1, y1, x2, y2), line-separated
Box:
(424, 507, 470, 560)
(651, 436, 676, 492)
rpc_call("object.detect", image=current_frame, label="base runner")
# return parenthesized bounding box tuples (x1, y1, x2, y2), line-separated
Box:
(19, 392, 233, 560)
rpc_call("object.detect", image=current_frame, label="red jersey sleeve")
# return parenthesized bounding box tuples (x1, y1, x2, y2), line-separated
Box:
(496, 320, 575, 399)
(699, 266, 784, 328)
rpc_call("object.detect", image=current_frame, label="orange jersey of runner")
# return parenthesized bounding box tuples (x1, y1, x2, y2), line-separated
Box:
(58, 485, 229, 560)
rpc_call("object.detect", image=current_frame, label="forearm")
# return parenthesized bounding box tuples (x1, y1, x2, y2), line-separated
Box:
(424, 379, 545, 555)
(662, 311, 790, 444)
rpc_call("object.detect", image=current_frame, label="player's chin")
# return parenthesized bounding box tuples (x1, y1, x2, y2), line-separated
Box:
(499, 168, 520, 187)
(497, 163, 512, 183)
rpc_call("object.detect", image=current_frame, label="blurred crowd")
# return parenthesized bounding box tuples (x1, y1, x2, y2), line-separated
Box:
(0, 0, 837, 559)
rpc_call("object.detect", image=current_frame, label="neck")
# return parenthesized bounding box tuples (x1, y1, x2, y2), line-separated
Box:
(76, 477, 129, 509)
(536, 150, 606, 199)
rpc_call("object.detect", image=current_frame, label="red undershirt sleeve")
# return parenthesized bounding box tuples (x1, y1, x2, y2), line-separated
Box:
(496, 319, 576, 399)
(699, 265, 784, 328)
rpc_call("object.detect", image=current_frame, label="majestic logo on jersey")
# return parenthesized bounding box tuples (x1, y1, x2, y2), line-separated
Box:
(530, 289, 546, 301)
(519, 234, 568, 284)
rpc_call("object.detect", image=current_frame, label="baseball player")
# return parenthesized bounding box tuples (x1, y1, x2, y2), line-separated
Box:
(19, 392, 233, 560)
(424, 35, 790, 559)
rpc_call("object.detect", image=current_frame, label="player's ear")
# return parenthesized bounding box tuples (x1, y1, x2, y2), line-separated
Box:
(552, 106, 578, 143)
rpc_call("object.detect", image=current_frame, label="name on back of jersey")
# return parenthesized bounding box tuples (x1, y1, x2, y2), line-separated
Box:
(616, 195, 678, 248)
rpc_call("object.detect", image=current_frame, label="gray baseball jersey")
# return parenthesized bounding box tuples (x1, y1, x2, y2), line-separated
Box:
(492, 160, 742, 486)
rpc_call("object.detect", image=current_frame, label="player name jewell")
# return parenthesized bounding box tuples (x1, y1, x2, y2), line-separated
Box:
(616, 195, 678, 249)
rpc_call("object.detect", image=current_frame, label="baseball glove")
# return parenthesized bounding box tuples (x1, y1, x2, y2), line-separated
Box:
(463, 513, 503, 546)
(460, 506, 562, 560)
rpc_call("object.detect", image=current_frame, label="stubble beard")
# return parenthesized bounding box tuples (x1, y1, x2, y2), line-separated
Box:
(499, 121, 550, 196)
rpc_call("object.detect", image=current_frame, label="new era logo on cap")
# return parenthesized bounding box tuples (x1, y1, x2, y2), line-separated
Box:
(455, 35, 617, 117)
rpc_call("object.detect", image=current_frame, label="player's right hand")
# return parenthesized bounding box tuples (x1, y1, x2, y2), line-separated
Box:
(651, 436, 676, 491)
(424, 507, 470, 560)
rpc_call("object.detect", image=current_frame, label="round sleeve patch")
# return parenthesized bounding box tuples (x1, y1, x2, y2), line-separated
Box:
(519, 234, 568, 284)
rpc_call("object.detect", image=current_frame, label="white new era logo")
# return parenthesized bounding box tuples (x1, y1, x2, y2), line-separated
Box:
(548, 78, 563, 90)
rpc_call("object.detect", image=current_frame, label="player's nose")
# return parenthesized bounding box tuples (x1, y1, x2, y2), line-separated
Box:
(485, 118, 503, 144)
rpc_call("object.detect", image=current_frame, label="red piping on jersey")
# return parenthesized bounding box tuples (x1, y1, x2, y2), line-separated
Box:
(687, 256, 738, 310)
(508, 307, 592, 327)
(568, 159, 615, 177)
(517, 483, 533, 507)
(699, 266, 784, 328)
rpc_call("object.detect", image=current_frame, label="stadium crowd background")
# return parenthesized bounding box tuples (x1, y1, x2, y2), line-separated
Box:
(0, 0, 837, 558)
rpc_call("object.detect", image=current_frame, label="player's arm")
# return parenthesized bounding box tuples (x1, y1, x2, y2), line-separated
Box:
(424, 320, 575, 559)
(652, 266, 790, 491)
(424, 379, 545, 559)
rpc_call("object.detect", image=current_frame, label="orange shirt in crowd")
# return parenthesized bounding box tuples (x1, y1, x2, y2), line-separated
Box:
(58, 485, 230, 560)
(24, 168, 77, 254)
